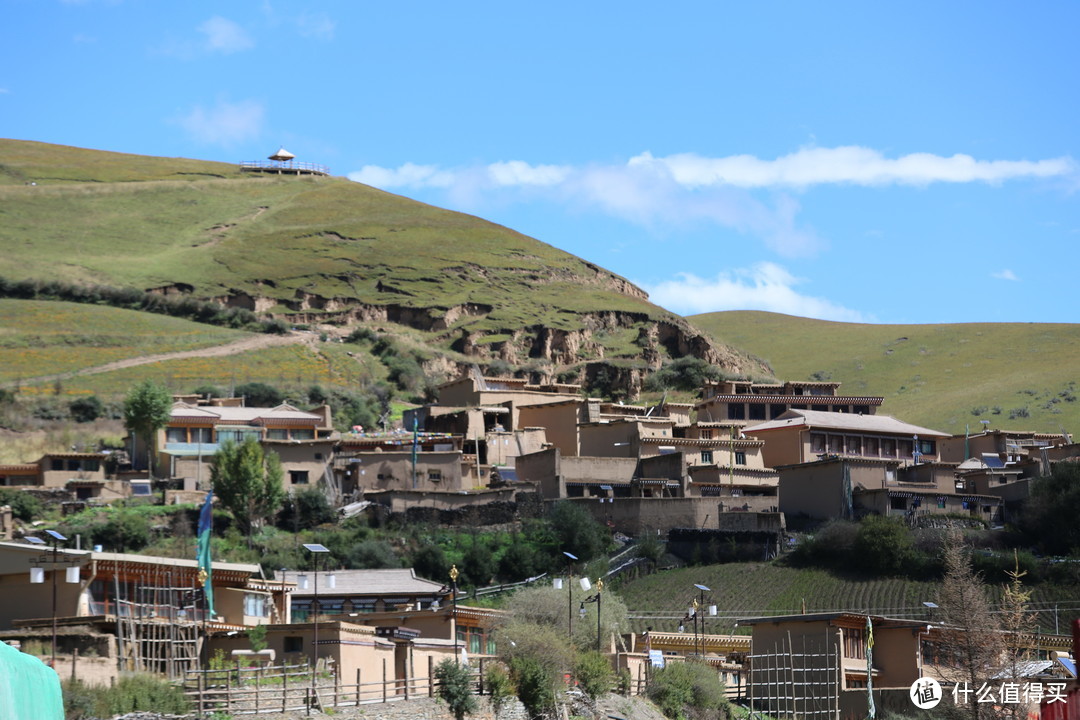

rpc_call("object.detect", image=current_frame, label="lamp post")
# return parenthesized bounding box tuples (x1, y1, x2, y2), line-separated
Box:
(303, 543, 330, 689)
(579, 579, 604, 653)
(27, 531, 78, 668)
(449, 564, 460, 662)
(693, 584, 711, 657)
(561, 551, 578, 641)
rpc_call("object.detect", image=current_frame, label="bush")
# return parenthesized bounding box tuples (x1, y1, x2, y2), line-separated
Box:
(234, 382, 284, 407)
(647, 660, 729, 720)
(484, 663, 515, 719)
(434, 658, 479, 720)
(574, 650, 613, 699)
(63, 674, 190, 718)
(91, 510, 151, 552)
(853, 515, 914, 576)
(69, 395, 104, 423)
(277, 487, 336, 531)
(0, 488, 44, 522)
(548, 501, 609, 562)
(644, 357, 724, 393)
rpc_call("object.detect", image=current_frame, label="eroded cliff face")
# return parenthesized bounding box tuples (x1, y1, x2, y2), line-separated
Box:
(199, 285, 770, 398)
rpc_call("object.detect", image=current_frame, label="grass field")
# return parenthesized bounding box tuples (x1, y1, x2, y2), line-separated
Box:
(615, 561, 1080, 636)
(690, 311, 1080, 436)
(0, 139, 767, 379)
(0, 299, 247, 385)
(17, 339, 386, 398)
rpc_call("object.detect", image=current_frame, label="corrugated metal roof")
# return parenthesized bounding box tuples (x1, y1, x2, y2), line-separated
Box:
(745, 409, 949, 437)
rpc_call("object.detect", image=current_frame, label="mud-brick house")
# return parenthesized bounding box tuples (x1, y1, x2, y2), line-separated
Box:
(743, 409, 949, 469)
(154, 400, 336, 492)
(334, 431, 469, 494)
(432, 374, 582, 431)
(0, 539, 284, 684)
(0, 452, 131, 502)
(211, 568, 504, 698)
(697, 379, 884, 425)
(740, 612, 929, 720)
(776, 456, 1003, 524)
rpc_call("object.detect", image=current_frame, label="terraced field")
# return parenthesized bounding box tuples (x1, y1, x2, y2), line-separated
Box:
(617, 562, 1080, 636)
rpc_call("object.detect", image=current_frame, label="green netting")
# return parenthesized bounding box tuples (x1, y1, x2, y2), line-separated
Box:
(0, 640, 64, 720)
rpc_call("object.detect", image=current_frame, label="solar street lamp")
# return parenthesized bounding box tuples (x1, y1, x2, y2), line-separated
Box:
(303, 543, 330, 688)
(28, 531, 78, 667)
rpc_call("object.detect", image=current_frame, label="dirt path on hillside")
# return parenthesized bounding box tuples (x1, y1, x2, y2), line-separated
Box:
(0, 332, 313, 389)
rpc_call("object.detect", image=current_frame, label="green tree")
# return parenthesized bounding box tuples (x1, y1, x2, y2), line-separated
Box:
(210, 438, 286, 537)
(548, 501, 608, 562)
(434, 658, 479, 720)
(69, 395, 104, 423)
(498, 621, 574, 720)
(276, 487, 336, 531)
(122, 379, 172, 478)
(1020, 461, 1080, 555)
(853, 515, 914, 576)
(234, 381, 284, 407)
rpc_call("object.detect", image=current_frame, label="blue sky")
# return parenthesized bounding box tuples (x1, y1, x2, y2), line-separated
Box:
(5, 1, 1079, 324)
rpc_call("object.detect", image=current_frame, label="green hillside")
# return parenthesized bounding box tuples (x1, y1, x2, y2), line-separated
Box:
(0, 139, 766, 386)
(691, 311, 1080, 436)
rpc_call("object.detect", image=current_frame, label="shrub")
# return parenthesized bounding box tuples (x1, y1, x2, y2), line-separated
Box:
(277, 487, 336, 531)
(63, 674, 190, 718)
(234, 382, 284, 407)
(91, 510, 152, 552)
(548, 501, 609, 562)
(0, 488, 44, 522)
(434, 658, 479, 720)
(574, 650, 613, 699)
(854, 515, 914, 576)
(484, 663, 515, 719)
(647, 660, 729, 720)
(69, 395, 104, 423)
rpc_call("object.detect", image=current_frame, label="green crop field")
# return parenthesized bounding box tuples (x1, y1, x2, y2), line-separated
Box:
(691, 311, 1080, 436)
(616, 562, 1080, 636)
(0, 299, 247, 385)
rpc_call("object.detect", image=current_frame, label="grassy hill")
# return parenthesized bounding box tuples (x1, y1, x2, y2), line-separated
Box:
(0, 139, 766, 387)
(691, 311, 1080, 436)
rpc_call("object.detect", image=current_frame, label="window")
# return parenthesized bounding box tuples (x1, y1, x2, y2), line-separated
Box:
(898, 439, 913, 458)
(83, 459, 99, 472)
(293, 429, 315, 440)
(349, 600, 376, 614)
(244, 593, 269, 617)
(844, 628, 866, 659)
(748, 404, 766, 421)
(865, 438, 879, 456)
(891, 496, 908, 511)
(51, 459, 64, 471)
(290, 470, 309, 485)
(700, 429, 714, 439)
(854, 405, 870, 415)
(284, 636, 303, 653)
(810, 434, 827, 453)
(770, 404, 786, 419)
(166, 427, 187, 443)
(918, 439, 936, 456)
(734, 451, 746, 465)
(267, 429, 288, 440)
(845, 436, 862, 455)
(291, 601, 311, 622)
(314, 453, 323, 460)
(700, 451, 713, 464)
(881, 439, 896, 457)
(727, 404, 745, 420)
(828, 435, 842, 453)
(428, 470, 442, 481)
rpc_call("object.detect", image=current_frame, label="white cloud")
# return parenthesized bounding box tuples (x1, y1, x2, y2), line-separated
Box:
(198, 16, 254, 54)
(176, 98, 264, 147)
(348, 147, 1074, 259)
(296, 13, 335, 40)
(640, 263, 870, 323)
(629, 147, 1075, 188)
(351, 163, 456, 189)
(992, 269, 1020, 281)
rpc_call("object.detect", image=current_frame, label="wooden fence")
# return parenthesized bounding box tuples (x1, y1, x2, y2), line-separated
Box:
(183, 659, 485, 716)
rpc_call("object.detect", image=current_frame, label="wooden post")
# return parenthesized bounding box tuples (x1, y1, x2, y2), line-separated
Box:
(282, 661, 288, 712)
(382, 658, 388, 703)
(255, 662, 260, 714)
(356, 668, 361, 704)
(305, 686, 311, 717)
(71, 647, 78, 682)
(479, 657, 485, 695)
(428, 655, 434, 697)
(334, 662, 339, 709)
(198, 670, 205, 716)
